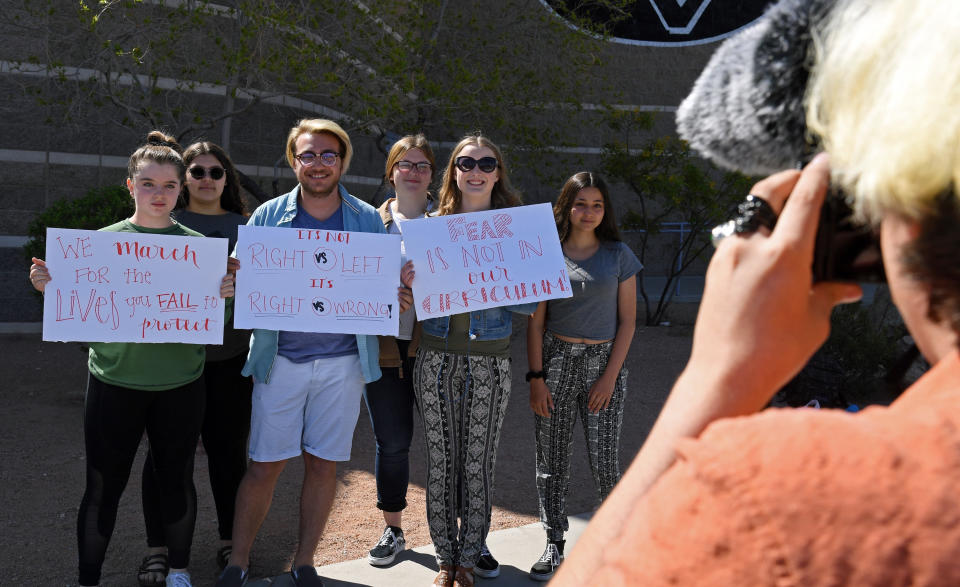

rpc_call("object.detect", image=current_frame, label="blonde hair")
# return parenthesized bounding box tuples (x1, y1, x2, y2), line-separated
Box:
(285, 118, 353, 174)
(805, 0, 960, 225)
(437, 134, 522, 216)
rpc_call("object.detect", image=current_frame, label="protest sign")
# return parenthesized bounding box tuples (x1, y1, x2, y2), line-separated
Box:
(401, 203, 572, 318)
(42, 228, 228, 343)
(234, 225, 401, 335)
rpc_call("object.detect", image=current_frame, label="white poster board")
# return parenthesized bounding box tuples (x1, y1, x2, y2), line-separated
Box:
(234, 225, 401, 335)
(401, 203, 572, 318)
(42, 228, 228, 343)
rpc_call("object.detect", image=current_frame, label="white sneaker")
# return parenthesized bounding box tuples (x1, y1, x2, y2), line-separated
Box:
(166, 571, 193, 587)
(367, 527, 406, 566)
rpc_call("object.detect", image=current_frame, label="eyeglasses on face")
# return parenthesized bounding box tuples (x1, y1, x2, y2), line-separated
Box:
(454, 156, 498, 173)
(395, 160, 432, 173)
(295, 150, 341, 167)
(188, 166, 225, 180)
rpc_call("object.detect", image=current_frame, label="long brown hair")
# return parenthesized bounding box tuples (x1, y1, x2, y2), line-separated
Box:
(179, 141, 246, 214)
(554, 171, 621, 243)
(437, 134, 522, 216)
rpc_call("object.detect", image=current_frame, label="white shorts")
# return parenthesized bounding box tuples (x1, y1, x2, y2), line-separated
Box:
(249, 353, 364, 462)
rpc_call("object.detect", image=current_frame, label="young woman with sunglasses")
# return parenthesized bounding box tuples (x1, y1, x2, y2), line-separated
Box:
(403, 134, 537, 587)
(28, 131, 236, 587)
(364, 134, 436, 568)
(136, 141, 252, 587)
(525, 172, 640, 581)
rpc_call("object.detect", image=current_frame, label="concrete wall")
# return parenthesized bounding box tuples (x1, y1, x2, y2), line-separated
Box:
(0, 0, 736, 323)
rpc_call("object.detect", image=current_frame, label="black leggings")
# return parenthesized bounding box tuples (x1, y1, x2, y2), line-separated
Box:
(77, 374, 204, 587)
(143, 353, 253, 543)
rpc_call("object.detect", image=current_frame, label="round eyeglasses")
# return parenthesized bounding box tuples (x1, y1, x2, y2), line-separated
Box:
(295, 150, 341, 167)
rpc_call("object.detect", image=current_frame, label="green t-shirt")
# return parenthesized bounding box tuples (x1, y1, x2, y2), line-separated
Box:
(87, 219, 207, 391)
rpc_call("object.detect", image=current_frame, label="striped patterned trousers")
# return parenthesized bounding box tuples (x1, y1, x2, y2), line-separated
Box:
(413, 348, 512, 567)
(535, 332, 628, 542)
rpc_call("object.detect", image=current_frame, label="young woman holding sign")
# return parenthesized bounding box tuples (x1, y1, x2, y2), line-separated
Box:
(524, 172, 640, 581)
(364, 134, 436, 567)
(28, 131, 236, 587)
(403, 134, 537, 587)
(138, 141, 252, 586)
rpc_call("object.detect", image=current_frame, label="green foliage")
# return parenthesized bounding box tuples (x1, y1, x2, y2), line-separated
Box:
(23, 185, 133, 262)
(6, 0, 625, 169)
(601, 110, 755, 325)
(820, 294, 907, 400)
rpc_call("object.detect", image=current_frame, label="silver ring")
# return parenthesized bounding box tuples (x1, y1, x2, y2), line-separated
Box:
(711, 194, 778, 248)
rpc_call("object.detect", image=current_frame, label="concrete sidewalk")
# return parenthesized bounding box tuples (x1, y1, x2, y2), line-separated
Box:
(249, 513, 592, 586)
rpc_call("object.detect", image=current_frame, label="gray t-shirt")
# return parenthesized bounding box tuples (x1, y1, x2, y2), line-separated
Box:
(173, 209, 251, 361)
(545, 241, 642, 340)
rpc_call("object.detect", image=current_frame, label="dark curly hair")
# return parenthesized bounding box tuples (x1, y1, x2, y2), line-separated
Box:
(901, 191, 960, 339)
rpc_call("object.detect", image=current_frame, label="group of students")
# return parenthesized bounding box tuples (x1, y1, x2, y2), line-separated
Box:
(29, 123, 640, 587)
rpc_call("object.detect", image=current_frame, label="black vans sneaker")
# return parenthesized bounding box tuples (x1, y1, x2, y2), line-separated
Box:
(529, 541, 564, 582)
(367, 526, 406, 566)
(474, 543, 500, 578)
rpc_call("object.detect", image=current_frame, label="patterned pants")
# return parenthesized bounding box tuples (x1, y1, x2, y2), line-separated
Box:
(535, 332, 628, 542)
(413, 348, 512, 567)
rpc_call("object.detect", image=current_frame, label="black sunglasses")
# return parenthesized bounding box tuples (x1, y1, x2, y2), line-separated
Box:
(454, 156, 498, 173)
(188, 166, 225, 180)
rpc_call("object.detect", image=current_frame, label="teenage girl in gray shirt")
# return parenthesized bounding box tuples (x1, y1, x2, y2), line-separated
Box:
(525, 172, 642, 581)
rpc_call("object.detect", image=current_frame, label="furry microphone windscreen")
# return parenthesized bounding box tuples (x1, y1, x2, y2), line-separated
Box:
(676, 0, 834, 176)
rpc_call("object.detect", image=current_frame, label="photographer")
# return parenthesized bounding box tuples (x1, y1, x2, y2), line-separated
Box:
(554, 0, 960, 584)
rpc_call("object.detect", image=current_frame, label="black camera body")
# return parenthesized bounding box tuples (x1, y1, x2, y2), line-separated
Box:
(812, 192, 884, 283)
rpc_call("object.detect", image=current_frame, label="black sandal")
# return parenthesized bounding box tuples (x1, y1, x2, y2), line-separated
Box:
(216, 544, 233, 570)
(137, 552, 169, 587)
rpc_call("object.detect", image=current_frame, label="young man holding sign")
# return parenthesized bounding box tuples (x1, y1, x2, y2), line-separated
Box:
(217, 120, 408, 587)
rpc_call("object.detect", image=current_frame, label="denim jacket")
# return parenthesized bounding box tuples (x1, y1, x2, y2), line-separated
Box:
(421, 302, 538, 341)
(240, 185, 386, 384)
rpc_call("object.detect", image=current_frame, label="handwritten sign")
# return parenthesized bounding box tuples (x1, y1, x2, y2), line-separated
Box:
(234, 225, 401, 335)
(401, 204, 572, 318)
(42, 228, 228, 343)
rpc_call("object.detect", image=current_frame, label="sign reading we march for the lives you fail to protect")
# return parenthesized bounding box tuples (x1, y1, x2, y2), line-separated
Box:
(401, 203, 572, 318)
(234, 225, 401, 336)
(42, 228, 228, 343)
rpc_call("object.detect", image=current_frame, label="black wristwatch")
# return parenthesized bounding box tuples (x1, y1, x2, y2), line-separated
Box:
(525, 370, 545, 382)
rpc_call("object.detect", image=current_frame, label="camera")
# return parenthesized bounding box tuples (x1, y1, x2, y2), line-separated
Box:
(812, 190, 885, 283)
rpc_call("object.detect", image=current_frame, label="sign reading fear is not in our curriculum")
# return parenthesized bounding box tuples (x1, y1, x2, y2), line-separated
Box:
(401, 203, 572, 319)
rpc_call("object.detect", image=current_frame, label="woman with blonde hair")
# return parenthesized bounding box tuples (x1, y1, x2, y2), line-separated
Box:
(404, 134, 536, 587)
(555, 0, 960, 583)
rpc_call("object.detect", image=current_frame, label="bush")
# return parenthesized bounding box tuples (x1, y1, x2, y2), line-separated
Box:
(775, 290, 908, 409)
(22, 185, 133, 261)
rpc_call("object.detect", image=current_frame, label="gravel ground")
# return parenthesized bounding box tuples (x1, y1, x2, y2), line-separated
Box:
(1, 322, 692, 586)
